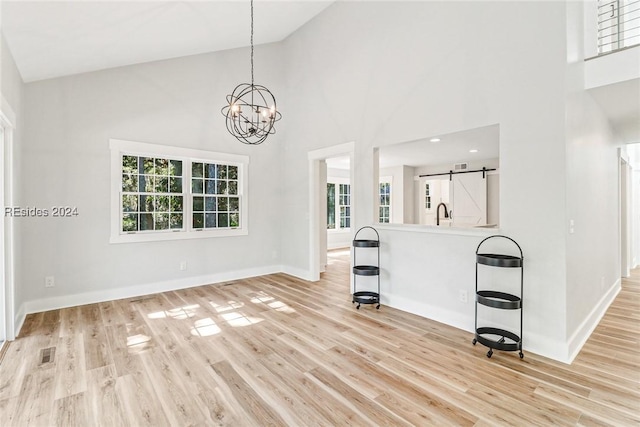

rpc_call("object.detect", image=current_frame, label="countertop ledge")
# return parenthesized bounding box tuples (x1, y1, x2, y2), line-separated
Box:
(374, 223, 499, 237)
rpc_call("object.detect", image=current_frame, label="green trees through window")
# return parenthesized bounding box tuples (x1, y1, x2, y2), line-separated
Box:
(121, 155, 184, 232)
(121, 155, 241, 233)
(327, 182, 350, 230)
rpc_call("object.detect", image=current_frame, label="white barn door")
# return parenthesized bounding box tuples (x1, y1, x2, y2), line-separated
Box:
(452, 173, 487, 226)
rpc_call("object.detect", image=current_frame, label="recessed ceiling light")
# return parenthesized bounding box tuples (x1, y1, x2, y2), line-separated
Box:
(430, 138, 441, 143)
(469, 149, 478, 153)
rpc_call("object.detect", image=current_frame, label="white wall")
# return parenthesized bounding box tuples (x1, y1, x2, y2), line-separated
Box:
(564, 1, 621, 360)
(1, 34, 25, 336)
(19, 43, 286, 312)
(282, 1, 571, 360)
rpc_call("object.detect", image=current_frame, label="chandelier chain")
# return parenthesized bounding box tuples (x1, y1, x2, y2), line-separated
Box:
(221, 0, 281, 145)
(250, 0, 254, 86)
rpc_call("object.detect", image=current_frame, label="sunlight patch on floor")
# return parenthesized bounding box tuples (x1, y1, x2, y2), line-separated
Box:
(249, 290, 296, 313)
(127, 334, 151, 348)
(190, 317, 222, 337)
(210, 300, 244, 312)
(148, 304, 200, 320)
(220, 311, 263, 327)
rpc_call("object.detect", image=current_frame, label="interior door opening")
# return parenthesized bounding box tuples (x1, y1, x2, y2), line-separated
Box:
(308, 142, 355, 284)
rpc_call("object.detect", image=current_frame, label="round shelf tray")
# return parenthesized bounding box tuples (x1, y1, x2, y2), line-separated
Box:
(352, 291, 379, 305)
(352, 239, 380, 248)
(476, 290, 521, 309)
(353, 265, 380, 276)
(477, 253, 522, 268)
(475, 327, 521, 352)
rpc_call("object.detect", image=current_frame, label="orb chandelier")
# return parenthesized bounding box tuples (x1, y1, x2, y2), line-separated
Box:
(222, 0, 282, 145)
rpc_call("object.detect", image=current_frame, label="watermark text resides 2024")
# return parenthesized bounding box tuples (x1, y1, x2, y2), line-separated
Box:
(4, 206, 79, 218)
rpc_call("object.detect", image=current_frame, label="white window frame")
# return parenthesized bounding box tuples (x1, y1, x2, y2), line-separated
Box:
(425, 181, 432, 211)
(110, 139, 249, 243)
(379, 176, 392, 223)
(327, 177, 350, 232)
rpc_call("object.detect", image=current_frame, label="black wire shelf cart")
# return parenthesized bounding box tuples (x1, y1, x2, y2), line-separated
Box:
(472, 235, 524, 359)
(352, 226, 381, 310)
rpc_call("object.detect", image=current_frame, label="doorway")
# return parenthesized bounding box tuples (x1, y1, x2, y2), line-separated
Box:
(308, 142, 355, 282)
(623, 143, 640, 272)
(325, 155, 352, 269)
(0, 98, 16, 347)
(0, 125, 5, 349)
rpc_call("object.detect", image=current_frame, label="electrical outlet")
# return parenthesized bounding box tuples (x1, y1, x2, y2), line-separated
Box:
(180, 261, 187, 271)
(45, 276, 55, 288)
(459, 290, 468, 303)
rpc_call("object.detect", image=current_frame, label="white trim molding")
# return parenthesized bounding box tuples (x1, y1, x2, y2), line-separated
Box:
(308, 141, 356, 282)
(0, 94, 17, 342)
(566, 278, 621, 364)
(109, 138, 249, 243)
(21, 265, 282, 316)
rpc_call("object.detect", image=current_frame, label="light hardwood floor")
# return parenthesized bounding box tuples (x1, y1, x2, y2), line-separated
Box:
(1, 250, 639, 426)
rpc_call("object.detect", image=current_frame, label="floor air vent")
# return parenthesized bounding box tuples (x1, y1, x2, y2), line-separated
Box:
(40, 347, 56, 364)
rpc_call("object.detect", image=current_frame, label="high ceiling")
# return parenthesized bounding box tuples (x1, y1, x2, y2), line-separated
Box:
(1, 1, 334, 82)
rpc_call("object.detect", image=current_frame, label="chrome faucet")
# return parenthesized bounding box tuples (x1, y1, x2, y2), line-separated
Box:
(436, 202, 449, 226)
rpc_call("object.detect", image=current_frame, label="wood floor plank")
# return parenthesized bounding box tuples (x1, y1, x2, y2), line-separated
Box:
(210, 360, 288, 426)
(307, 365, 412, 426)
(9, 367, 56, 425)
(114, 371, 169, 427)
(52, 392, 89, 427)
(85, 365, 127, 427)
(52, 333, 87, 400)
(1, 253, 638, 426)
(81, 305, 113, 371)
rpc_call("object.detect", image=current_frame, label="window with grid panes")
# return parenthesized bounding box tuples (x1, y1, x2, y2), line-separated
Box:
(425, 182, 432, 210)
(191, 162, 240, 229)
(121, 155, 184, 232)
(339, 183, 350, 228)
(379, 182, 391, 223)
(110, 139, 248, 243)
(327, 183, 336, 229)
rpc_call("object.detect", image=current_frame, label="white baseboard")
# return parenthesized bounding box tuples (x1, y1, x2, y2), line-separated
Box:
(14, 302, 26, 338)
(385, 293, 475, 334)
(21, 265, 282, 319)
(524, 331, 570, 363)
(566, 278, 621, 364)
(387, 293, 575, 362)
(280, 265, 315, 282)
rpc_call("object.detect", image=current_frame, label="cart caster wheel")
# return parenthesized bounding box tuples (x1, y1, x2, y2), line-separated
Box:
(376, 304, 380, 309)
(487, 350, 493, 358)
(356, 304, 360, 310)
(519, 352, 524, 359)
(472, 339, 477, 345)
(351, 300, 355, 304)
